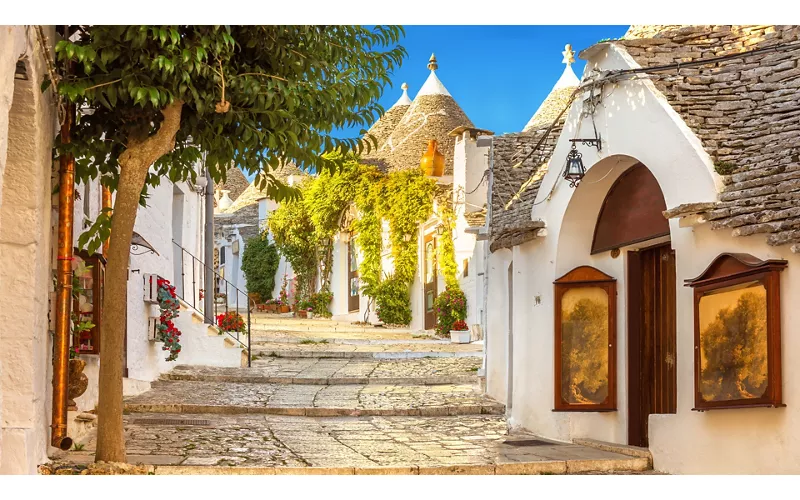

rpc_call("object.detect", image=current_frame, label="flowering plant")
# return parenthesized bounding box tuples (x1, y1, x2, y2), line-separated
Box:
(216, 311, 246, 333)
(451, 319, 469, 331)
(156, 278, 182, 361)
(199, 289, 205, 300)
(433, 286, 467, 337)
(280, 275, 289, 304)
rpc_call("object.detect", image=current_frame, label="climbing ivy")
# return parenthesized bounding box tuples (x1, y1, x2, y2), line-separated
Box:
(240, 235, 280, 302)
(267, 161, 457, 326)
(436, 198, 459, 289)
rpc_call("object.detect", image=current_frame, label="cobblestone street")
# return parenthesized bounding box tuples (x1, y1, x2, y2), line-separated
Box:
(59, 316, 652, 474)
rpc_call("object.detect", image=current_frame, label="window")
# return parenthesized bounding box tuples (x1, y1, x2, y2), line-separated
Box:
(685, 253, 787, 411)
(554, 266, 617, 411)
(72, 250, 106, 355)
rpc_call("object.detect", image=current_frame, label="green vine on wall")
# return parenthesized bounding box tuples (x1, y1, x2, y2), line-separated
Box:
(266, 156, 460, 325)
(435, 196, 459, 290)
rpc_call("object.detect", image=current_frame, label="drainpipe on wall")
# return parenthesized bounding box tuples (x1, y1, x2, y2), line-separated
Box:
(204, 164, 214, 322)
(51, 101, 76, 451)
(480, 138, 494, 378)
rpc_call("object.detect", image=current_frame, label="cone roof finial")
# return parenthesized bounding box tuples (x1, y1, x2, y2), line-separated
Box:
(427, 53, 438, 71)
(562, 44, 575, 66)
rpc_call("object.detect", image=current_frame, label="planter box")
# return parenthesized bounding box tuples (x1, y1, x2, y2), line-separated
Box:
(279, 305, 290, 313)
(450, 330, 471, 344)
(265, 304, 277, 313)
(297, 310, 307, 319)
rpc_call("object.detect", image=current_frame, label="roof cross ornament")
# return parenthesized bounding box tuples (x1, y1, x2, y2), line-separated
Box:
(562, 44, 575, 66)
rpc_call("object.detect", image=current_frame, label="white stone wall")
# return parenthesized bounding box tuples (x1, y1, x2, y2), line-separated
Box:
(484, 43, 800, 474)
(0, 25, 58, 474)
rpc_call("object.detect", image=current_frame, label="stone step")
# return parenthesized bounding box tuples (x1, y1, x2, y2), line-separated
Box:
(249, 337, 448, 345)
(63, 413, 652, 475)
(163, 358, 482, 386)
(249, 321, 415, 335)
(124, 380, 503, 417)
(250, 342, 483, 360)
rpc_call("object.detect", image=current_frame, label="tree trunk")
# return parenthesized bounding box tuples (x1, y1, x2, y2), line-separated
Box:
(94, 101, 184, 463)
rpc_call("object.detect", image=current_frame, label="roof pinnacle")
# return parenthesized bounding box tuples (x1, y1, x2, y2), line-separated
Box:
(562, 44, 576, 66)
(427, 53, 438, 71)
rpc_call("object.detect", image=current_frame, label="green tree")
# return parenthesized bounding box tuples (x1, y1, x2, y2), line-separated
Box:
(54, 25, 405, 463)
(240, 236, 280, 302)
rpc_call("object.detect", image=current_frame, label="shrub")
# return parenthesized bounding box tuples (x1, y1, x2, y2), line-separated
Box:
(308, 289, 333, 318)
(434, 286, 467, 337)
(374, 276, 412, 326)
(241, 236, 280, 302)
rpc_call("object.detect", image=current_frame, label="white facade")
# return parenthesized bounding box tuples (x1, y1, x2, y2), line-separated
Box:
(483, 43, 800, 474)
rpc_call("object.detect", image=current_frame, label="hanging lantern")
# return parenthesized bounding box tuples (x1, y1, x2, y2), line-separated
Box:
(420, 139, 445, 177)
(563, 143, 586, 188)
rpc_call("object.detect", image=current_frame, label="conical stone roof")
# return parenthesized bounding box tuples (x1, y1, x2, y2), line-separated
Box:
(522, 44, 580, 132)
(213, 165, 250, 207)
(362, 83, 413, 157)
(372, 54, 474, 175)
(220, 161, 304, 214)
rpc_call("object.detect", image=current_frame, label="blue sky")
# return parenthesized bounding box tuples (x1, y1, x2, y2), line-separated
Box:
(334, 25, 628, 138)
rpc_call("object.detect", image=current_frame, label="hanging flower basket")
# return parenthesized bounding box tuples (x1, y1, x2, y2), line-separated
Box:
(156, 278, 182, 361)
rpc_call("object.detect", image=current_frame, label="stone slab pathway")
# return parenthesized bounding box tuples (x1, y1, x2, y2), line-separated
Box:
(251, 341, 482, 359)
(63, 413, 648, 474)
(125, 379, 503, 416)
(54, 315, 652, 474)
(166, 357, 482, 385)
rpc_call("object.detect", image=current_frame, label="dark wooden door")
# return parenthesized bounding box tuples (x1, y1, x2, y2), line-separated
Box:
(348, 236, 359, 312)
(627, 243, 677, 447)
(424, 234, 437, 330)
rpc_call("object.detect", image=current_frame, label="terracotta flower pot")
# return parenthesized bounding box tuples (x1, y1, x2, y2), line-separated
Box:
(280, 305, 290, 313)
(297, 310, 307, 319)
(67, 358, 89, 411)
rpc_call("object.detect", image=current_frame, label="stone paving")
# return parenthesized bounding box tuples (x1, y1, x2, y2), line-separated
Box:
(251, 341, 482, 359)
(64, 413, 648, 473)
(125, 379, 503, 416)
(166, 357, 482, 385)
(56, 316, 651, 474)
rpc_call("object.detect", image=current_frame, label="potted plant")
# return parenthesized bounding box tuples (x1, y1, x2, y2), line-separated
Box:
(434, 286, 467, 338)
(216, 311, 246, 334)
(307, 307, 314, 320)
(450, 319, 471, 344)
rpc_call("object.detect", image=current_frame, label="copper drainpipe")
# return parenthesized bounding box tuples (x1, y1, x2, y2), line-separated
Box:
(102, 186, 112, 258)
(51, 100, 76, 451)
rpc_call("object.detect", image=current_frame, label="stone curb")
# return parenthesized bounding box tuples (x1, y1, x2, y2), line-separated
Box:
(572, 438, 653, 467)
(251, 350, 482, 360)
(250, 338, 448, 345)
(124, 403, 505, 417)
(152, 457, 649, 475)
(163, 373, 480, 386)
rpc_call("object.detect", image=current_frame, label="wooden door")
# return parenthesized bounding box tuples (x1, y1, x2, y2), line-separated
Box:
(424, 234, 437, 330)
(627, 243, 677, 447)
(348, 236, 359, 312)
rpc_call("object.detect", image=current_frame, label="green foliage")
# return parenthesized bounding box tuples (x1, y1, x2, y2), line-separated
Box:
(373, 276, 412, 326)
(267, 179, 318, 299)
(378, 169, 436, 285)
(55, 25, 407, 243)
(308, 289, 334, 318)
(352, 165, 385, 296)
(436, 202, 459, 289)
(434, 286, 467, 337)
(714, 160, 737, 176)
(240, 236, 280, 301)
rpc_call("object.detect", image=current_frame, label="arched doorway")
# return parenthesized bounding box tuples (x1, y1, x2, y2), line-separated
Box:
(592, 163, 677, 447)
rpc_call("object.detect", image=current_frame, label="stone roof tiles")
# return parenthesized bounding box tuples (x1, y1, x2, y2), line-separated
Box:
(618, 24, 800, 252)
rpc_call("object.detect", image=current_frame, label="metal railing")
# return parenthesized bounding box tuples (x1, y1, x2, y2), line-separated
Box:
(172, 240, 251, 366)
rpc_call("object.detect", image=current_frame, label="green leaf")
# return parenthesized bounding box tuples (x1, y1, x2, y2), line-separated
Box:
(149, 88, 159, 108)
(40, 78, 51, 93)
